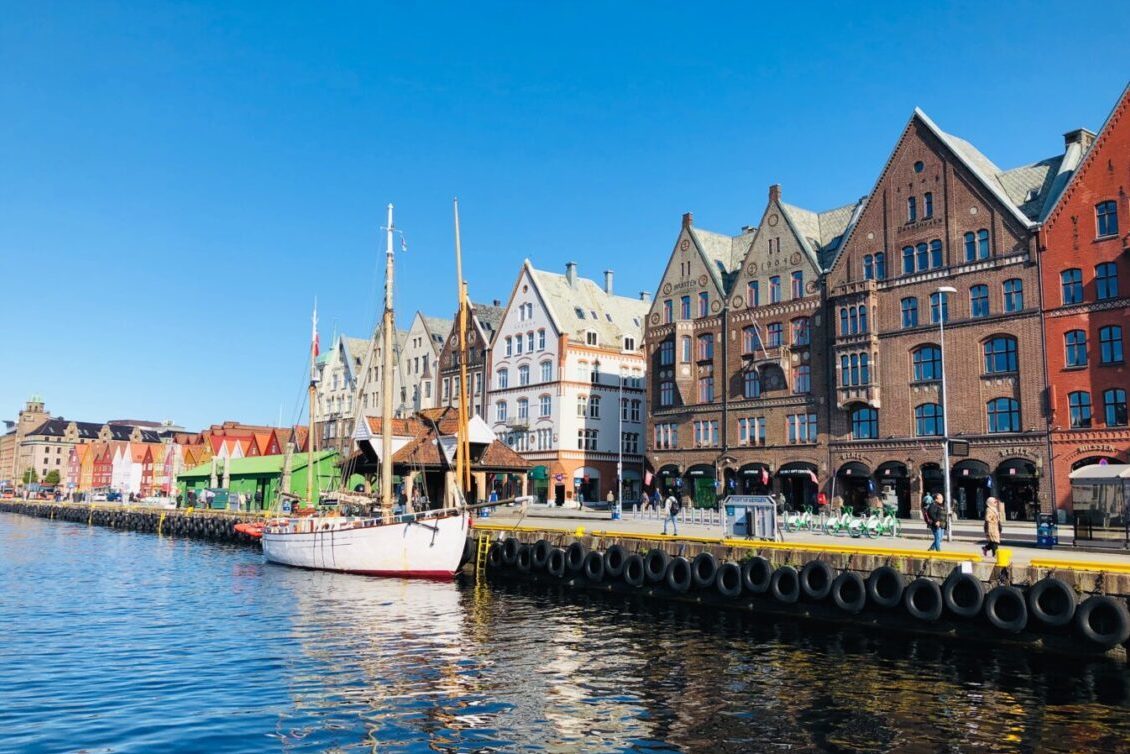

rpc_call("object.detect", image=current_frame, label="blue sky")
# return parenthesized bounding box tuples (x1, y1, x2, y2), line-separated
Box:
(2, 2, 1128, 431)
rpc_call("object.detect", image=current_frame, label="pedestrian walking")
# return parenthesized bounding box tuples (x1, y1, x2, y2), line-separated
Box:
(652, 488, 663, 512)
(640, 490, 651, 511)
(606, 490, 615, 506)
(982, 496, 1002, 559)
(663, 492, 681, 535)
(925, 495, 944, 551)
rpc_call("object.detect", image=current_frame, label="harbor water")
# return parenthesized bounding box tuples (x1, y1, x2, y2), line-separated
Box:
(3, 513, 1130, 753)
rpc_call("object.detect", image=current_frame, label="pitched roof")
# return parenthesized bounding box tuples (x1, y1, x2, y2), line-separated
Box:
(778, 200, 865, 270)
(528, 263, 649, 349)
(342, 337, 368, 365)
(423, 316, 453, 343)
(469, 302, 505, 345)
(26, 419, 103, 439)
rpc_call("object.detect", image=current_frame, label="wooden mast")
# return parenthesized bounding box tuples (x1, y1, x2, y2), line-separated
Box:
(453, 199, 471, 498)
(308, 301, 319, 506)
(380, 203, 396, 522)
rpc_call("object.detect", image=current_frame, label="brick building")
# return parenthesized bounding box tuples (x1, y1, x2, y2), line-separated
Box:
(438, 301, 504, 422)
(1039, 84, 1130, 517)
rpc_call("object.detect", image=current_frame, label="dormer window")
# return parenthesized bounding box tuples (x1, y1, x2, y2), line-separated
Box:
(623, 336, 636, 351)
(586, 331, 598, 346)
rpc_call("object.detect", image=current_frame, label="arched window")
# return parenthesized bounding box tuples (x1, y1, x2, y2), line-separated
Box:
(875, 252, 887, 280)
(792, 365, 811, 394)
(539, 394, 552, 417)
(742, 326, 760, 354)
(983, 336, 1018, 374)
(858, 305, 869, 333)
(589, 395, 600, 418)
(1104, 389, 1128, 427)
(987, 397, 1020, 433)
(792, 317, 811, 346)
(518, 364, 530, 386)
(743, 369, 761, 399)
(540, 360, 553, 382)
(697, 333, 714, 360)
(977, 229, 990, 259)
(915, 403, 944, 436)
(496, 368, 509, 389)
(916, 242, 928, 270)
(1068, 391, 1092, 428)
(850, 354, 860, 385)
(930, 239, 943, 268)
(902, 246, 914, 275)
(863, 254, 874, 280)
(901, 297, 918, 328)
(860, 352, 871, 384)
(848, 307, 858, 334)
(851, 406, 878, 440)
(496, 401, 508, 422)
(912, 345, 942, 381)
(1003, 279, 1023, 312)
(1064, 330, 1087, 367)
(516, 398, 529, 420)
(839, 308, 849, 336)
(970, 284, 989, 318)
(963, 231, 975, 262)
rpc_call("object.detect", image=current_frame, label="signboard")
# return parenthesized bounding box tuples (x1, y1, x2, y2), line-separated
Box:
(554, 473, 564, 482)
(949, 440, 970, 457)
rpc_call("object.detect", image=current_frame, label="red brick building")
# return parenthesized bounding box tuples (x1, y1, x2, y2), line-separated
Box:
(1039, 84, 1130, 518)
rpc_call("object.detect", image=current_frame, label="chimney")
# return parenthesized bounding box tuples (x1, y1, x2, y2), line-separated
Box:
(639, 291, 651, 302)
(769, 184, 781, 203)
(681, 212, 693, 229)
(603, 270, 614, 295)
(1063, 128, 1096, 152)
(565, 261, 577, 287)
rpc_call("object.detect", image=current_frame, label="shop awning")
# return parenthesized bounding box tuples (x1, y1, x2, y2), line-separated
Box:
(528, 465, 549, 480)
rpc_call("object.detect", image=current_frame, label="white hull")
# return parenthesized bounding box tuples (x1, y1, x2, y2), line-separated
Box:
(261, 510, 469, 579)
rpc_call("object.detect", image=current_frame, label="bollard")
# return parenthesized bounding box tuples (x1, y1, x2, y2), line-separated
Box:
(996, 547, 1013, 568)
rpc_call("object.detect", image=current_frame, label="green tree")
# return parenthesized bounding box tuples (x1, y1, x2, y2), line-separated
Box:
(21, 468, 38, 485)
(44, 470, 61, 485)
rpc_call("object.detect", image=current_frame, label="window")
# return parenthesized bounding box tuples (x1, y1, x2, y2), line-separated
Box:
(747, 281, 759, 307)
(839, 308, 849, 336)
(907, 196, 917, 222)
(901, 297, 919, 328)
(875, 252, 887, 280)
(1096, 262, 1119, 300)
(970, 285, 989, 318)
(1003, 279, 1023, 312)
(496, 368, 509, 389)
(585, 331, 598, 347)
(693, 420, 720, 447)
(1062, 269, 1083, 305)
(902, 246, 914, 275)
(659, 382, 674, 407)
(964, 232, 975, 262)
(767, 322, 783, 347)
(904, 240, 943, 274)
(517, 398, 529, 420)
(654, 423, 678, 449)
(515, 335, 523, 355)
(1068, 391, 1092, 428)
(540, 360, 553, 381)
(518, 365, 530, 386)
(858, 305, 869, 333)
(924, 192, 933, 218)
(577, 395, 587, 417)
(929, 292, 949, 324)
(743, 369, 761, 398)
(1104, 389, 1128, 427)
(1097, 200, 1119, 237)
(1100, 325, 1124, 363)
(539, 394, 551, 417)
(621, 397, 630, 421)
(442, 378, 450, 401)
(527, 332, 535, 352)
(698, 333, 714, 360)
(699, 292, 709, 317)
(987, 398, 1020, 433)
(577, 429, 598, 451)
(738, 417, 766, 446)
(742, 326, 761, 354)
(681, 335, 691, 362)
(496, 401, 508, 422)
(680, 296, 691, 319)
(850, 407, 877, 440)
(930, 239, 943, 268)
(621, 433, 639, 454)
(983, 337, 1018, 374)
(914, 403, 944, 437)
(769, 276, 782, 303)
(864, 255, 874, 280)
(699, 376, 714, 402)
(791, 271, 804, 299)
(663, 300, 673, 323)
(1065, 330, 1087, 367)
(792, 317, 811, 346)
(630, 400, 641, 422)
(975, 229, 989, 260)
(623, 336, 636, 351)
(659, 341, 674, 366)
(917, 243, 928, 271)
(537, 329, 546, 350)
(788, 413, 818, 444)
(589, 362, 599, 383)
(912, 345, 942, 382)
(792, 365, 811, 394)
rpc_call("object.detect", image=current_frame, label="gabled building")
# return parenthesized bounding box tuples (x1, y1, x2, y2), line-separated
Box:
(1038, 84, 1130, 519)
(824, 108, 1079, 519)
(356, 323, 409, 421)
(437, 300, 505, 422)
(314, 334, 370, 452)
(395, 312, 452, 416)
(491, 260, 649, 504)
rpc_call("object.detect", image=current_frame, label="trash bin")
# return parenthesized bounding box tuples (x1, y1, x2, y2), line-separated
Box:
(1036, 513, 1058, 549)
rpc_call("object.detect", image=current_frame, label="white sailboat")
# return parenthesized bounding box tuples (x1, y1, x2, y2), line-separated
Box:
(259, 203, 470, 579)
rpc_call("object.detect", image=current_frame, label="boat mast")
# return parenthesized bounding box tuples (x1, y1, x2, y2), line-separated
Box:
(308, 300, 319, 507)
(453, 199, 471, 498)
(380, 203, 396, 522)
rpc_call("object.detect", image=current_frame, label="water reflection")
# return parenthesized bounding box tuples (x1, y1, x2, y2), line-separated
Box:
(1, 513, 1128, 754)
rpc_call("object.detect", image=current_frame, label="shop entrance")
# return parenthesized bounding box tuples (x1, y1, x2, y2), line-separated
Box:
(656, 465, 680, 497)
(573, 467, 600, 505)
(995, 459, 1039, 521)
(952, 459, 990, 519)
(738, 463, 771, 494)
(875, 461, 910, 517)
(686, 464, 717, 508)
(777, 462, 817, 510)
(835, 462, 872, 514)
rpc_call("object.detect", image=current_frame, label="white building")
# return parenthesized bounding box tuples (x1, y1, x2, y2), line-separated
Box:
(395, 312, 452, 415)
(314, 334, 369, 451)
(489, 260, 648, 505)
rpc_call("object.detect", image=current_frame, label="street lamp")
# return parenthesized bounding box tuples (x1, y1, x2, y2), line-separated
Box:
(937, 285, 957, 542)
(616, 366, 625, 518)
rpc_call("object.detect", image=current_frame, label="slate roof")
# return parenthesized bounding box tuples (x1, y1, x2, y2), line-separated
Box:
(26, 419, 102, 439)
(779, 199, 865, 271)
(469, 302, 505, 345)
(529, 264, 649, 349)
(342, 337, 368, 366)
(423, 316, 453, 344)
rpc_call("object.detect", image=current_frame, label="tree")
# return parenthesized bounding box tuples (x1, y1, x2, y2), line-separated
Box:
(21, 468, 38, 485)
(44, 470, 61, 485)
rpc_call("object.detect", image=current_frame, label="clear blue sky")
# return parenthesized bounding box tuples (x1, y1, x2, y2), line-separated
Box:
(2, 2, 1127, 431)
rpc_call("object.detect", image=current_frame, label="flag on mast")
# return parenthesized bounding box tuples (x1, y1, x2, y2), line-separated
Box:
(311, 301, 320, 359)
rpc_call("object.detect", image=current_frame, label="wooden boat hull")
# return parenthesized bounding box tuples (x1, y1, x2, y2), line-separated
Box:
(261, 511, 469, 579)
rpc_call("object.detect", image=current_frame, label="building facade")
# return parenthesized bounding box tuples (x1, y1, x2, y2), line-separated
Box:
(491, 260, 648, 504)
(438, 301, 504, 422)
(1039, 85, 1130, 516)
(314, 334, 368, 452)
(396, 312, 452, 416)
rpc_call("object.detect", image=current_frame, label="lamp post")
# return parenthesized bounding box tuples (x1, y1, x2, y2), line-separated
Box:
(937, 285, 957, 542)
(617, 367, 624, 515)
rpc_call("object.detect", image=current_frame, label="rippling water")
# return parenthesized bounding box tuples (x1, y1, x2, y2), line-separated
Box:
(3, 513, 1130, 753)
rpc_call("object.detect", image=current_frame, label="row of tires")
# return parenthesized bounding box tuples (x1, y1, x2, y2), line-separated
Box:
(487, 538, 1130, 650)
(3, 503, 248, 543)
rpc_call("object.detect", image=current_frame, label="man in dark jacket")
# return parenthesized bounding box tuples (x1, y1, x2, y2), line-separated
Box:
(924, 495, 944, 551)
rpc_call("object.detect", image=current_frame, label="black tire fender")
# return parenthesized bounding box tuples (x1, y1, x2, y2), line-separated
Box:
(530, 539, 552, 571)
(1075, 595, 1130, 648)
(1028, 577, 1077, 628)
(715, 562, 742, 598)
(644, 548, 670, 583)
(691, 552, 718, 589)
(984, 586, 1028, 633)
(742, 557, 772, 594)
(769, 566, 800, 604)
(867, 566, 905, 609)
(943, 572, 985, 619)
(501, 537, 520, 567)
(583, 551, 605, 581)
(623, 554, 645, 588)
(831, 571, 867, 614)
(487, 541, 504, 569)
(603, 545, 628, 579)
(565, 542, 587, 574)
(515, 544, 532, 574)
(904, 578, 943, 622)
(800, 560, 835, 601)
(665, 556, 692, 593)
(546, 548, 566, 579)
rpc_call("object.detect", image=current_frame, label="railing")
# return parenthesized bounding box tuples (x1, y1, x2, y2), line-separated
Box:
(632, 504, 724, 527)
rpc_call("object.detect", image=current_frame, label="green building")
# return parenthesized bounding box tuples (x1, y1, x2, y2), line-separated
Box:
(177, 451, 354, 510)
